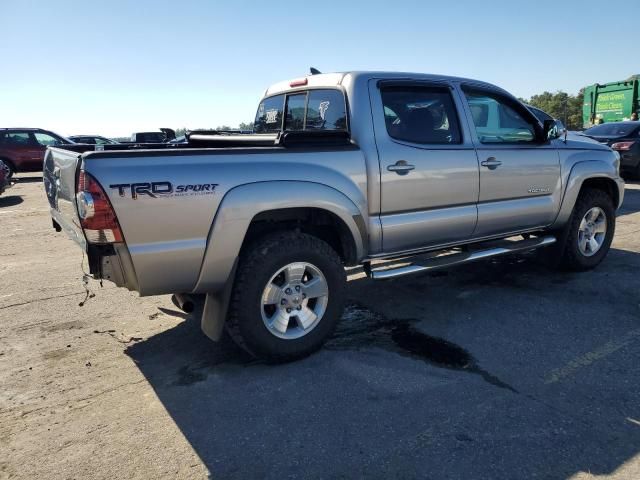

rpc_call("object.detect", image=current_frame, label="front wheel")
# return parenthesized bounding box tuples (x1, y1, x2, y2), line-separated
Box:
(226, 232, 347, 362)
(558, 188, 615, 271)
(0, 160, 14, 181)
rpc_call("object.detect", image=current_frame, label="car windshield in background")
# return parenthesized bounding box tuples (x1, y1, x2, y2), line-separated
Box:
(135, 132, 165, 143)
(528, 106, 552, 123)
(254, 89, 347, 133)
(584, 123, 638, 137)
(71, 136, 117, 145)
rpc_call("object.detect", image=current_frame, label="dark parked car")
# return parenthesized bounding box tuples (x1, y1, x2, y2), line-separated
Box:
(583, 121, 640, 178)
(0, 128, 73, 179)
(68, 135, 119, 145)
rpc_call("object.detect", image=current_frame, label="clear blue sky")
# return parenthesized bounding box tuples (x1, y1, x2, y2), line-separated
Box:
(2, 0, 638, 137)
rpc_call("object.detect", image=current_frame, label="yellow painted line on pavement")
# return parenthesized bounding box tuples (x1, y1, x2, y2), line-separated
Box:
(544, 327, 640, 384)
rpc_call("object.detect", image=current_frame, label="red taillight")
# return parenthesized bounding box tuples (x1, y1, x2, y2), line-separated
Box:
(611, 141, 635, 151)
(289, 77, 308, 87)
(76, 171, 123, 243)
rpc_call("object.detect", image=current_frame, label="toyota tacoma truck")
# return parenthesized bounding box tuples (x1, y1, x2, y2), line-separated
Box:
(44, 71, 625, 361)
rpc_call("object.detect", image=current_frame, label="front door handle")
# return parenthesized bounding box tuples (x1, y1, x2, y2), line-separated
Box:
(481, 157, 502, 170)
(387, 160, 415, 175)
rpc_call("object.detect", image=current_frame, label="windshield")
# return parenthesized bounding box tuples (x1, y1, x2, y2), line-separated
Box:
(584, 123, 638, 137)
(254, 89, 347, 133)
(134, 132, 166, 143)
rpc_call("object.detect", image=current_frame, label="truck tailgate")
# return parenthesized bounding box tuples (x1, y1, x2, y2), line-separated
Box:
(44, 147, 86, 250)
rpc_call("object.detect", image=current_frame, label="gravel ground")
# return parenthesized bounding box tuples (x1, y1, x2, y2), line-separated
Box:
(1, 175, 639, 479)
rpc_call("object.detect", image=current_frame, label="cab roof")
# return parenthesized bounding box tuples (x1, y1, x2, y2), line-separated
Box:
(264, 71, 507, 97)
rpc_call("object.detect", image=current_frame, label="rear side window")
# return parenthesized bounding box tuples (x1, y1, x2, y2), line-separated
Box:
(5, 132, 33, 146)
(255, 89, 347, 133)
(380, 86, 462, 144)
(254, 95, 285, 133)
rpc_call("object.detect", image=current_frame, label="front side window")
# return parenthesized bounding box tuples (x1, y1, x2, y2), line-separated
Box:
(464, 90, 536, 143)
(254, 94, 285, 133)
(380, 86, 461, 144)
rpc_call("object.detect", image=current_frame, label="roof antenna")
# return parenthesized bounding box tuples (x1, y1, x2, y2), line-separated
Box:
(310, 67, 321, 75)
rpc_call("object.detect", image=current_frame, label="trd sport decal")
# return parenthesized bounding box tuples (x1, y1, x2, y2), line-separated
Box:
(109, 182, 217, 199)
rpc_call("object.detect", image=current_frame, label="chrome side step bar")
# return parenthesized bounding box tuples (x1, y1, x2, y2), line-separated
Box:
(368, 236, 556, 280)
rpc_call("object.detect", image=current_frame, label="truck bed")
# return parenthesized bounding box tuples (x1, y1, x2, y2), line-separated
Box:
(62, 130, 352, 154)
(44, 129, 363, 296)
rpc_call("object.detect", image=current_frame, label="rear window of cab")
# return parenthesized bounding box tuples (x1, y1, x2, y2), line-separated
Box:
(254, 89, 347, 133)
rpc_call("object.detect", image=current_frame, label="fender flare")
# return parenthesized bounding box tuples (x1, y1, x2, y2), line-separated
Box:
(194, 180, 367, 341)
(550, 160, 624, 229)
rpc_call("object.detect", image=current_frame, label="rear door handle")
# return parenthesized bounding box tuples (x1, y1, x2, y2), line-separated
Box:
(481, 157, 502, 169)
(387, 161, 415, 175)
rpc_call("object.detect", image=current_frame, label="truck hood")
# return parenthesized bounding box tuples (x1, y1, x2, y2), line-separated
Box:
(562, 134, 611, 150)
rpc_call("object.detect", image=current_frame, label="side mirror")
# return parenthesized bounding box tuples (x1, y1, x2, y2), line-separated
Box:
(543, 119, 559, 140)
(556, 120, 567, 137)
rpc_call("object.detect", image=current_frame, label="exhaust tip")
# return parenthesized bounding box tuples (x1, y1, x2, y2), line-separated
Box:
(172, 293, 194, 313)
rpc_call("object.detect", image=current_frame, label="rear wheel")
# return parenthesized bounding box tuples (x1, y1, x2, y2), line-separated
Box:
(226, 232, 346, 362)
(558, 188, 615, 271)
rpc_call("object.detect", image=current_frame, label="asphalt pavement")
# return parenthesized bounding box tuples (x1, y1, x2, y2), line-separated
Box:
(1, 176, 639, 479)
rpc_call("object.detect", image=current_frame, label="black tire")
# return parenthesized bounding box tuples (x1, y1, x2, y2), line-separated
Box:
(226, 231, 347, 362)
(557, 188, 615, 271)
(0, 160, 15, 180)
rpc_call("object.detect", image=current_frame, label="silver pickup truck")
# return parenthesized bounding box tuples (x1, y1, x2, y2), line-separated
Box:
(45, 71, 625, 361)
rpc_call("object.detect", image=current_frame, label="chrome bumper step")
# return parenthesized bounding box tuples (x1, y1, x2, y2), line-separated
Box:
(368, 235, 556, 280)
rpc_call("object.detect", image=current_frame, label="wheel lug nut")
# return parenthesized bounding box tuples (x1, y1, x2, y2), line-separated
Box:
(286, 308, 292, 313)
(296, 305, 302, 310)
(285, 288, 292, 295)
(295, 285, 301, 292)
(281, 299, 287, 305)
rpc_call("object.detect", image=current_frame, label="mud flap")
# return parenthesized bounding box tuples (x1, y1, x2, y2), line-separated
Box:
(200, 260, 237, 341)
